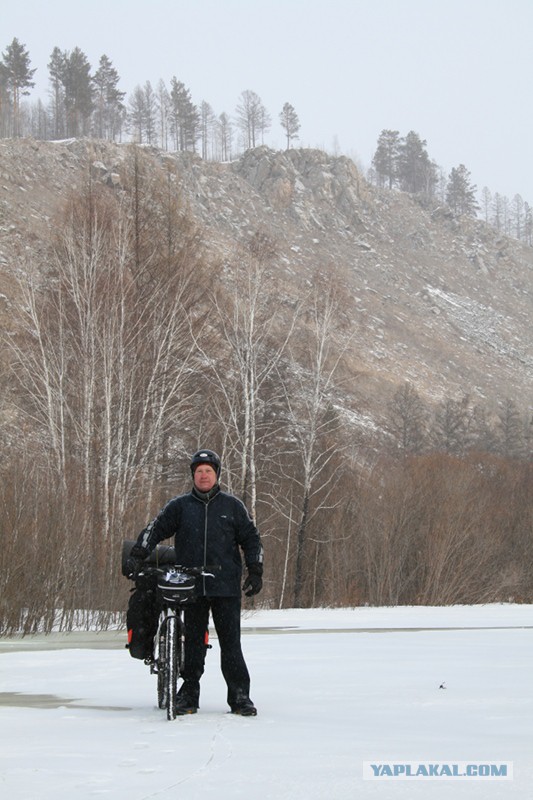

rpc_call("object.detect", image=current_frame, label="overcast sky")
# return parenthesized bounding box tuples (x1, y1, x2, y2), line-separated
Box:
(3, 0, 533, 203)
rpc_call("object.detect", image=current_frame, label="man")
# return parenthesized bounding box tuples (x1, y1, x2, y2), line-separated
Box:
(125, 449, 263, 716)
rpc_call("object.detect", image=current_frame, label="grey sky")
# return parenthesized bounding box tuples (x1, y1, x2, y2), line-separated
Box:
(3, 0, 532, 203)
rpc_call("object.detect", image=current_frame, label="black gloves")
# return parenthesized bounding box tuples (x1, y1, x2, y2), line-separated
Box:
(124, 544, 149, 578)
(243, 563, 263, 597)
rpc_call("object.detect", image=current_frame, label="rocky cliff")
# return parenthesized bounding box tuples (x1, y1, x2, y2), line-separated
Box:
(1, 137, 531, 433)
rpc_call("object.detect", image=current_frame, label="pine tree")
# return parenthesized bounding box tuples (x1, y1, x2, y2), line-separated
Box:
(446, 164, 479, 217)
(0, 61, 8, 136)
(1, 38, 36, 136)
(92, 54, 125, 141)
(372, 129, 401, 189)
(169, 78, 199, 152)
(279, 102, 300, 149)
(47, 47, 66, 138)
(62, 47, 94, 137)
(398, 131, 437, 199)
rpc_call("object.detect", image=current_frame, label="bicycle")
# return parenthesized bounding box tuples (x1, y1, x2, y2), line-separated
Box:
(122, 541, 217, 721)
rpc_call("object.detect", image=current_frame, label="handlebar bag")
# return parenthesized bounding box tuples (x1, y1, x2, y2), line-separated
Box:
(157, 570, 197, 607)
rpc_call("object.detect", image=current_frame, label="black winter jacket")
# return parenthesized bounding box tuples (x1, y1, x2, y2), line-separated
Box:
(135, 485, 263, 596)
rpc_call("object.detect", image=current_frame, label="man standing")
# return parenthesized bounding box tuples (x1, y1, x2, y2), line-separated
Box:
(125, 449, 263, 716)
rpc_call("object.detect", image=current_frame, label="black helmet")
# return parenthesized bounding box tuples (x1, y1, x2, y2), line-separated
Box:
(190, 449, 221, 478)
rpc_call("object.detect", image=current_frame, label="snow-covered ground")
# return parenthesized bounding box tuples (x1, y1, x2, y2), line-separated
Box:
(1, 605, 531, 799)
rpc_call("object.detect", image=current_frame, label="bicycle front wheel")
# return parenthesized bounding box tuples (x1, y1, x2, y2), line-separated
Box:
(165, 615, 178, 721)
(156, 625, 167, 710)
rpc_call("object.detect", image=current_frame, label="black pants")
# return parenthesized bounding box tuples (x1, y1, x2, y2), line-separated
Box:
(180, 595, 251, 708)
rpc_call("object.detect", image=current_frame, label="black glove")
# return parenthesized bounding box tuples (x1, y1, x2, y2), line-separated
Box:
(243, 563, 263, 597)
(124, 545, 149, 578)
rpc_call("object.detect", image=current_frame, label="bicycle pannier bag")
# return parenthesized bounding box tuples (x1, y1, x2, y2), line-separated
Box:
(126, 585, 159, 660)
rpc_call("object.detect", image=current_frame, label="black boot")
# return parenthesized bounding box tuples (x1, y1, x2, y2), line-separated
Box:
(175, 680, 199, 715)
(230, 692, 257, 716)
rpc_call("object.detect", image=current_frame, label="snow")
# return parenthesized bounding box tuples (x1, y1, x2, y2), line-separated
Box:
(1, 604, 531, 799)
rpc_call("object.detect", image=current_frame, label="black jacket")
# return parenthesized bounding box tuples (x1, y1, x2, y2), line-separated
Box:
(135, 485, 263, 596)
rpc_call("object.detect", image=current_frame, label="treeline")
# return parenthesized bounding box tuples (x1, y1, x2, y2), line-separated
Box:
(387, 383, 531, 460)
(370, 129, 533, 245)
(0, 146, 531, 634)
(0, 38, 530, 245)
(0, 38, 300, 157)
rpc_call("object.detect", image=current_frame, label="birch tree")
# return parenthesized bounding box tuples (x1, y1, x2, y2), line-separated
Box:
(195, 232, 297, 521)
(7, 161, 207, 548)
(280, 287, 352, 607)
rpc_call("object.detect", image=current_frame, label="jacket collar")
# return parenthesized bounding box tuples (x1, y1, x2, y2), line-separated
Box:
(192, 484, 220, 503)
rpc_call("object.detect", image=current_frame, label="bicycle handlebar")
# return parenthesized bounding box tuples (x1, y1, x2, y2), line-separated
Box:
(135, 563, 221, 579)
(141, 563, 220, 578)
(122, 539, 222, 580)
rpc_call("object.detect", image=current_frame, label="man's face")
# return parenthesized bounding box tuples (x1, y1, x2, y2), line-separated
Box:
(193, 463, 218, 492)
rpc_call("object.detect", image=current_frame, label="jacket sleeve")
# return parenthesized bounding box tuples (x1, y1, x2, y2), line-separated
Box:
(234, 498, 264, 569)
(135, 497, 181, 553)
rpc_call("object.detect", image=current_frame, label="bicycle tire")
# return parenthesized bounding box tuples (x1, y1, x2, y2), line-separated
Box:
(156, 625, 167, 710)
(178, 617, 185, 679)
(165, 615, 178, 720)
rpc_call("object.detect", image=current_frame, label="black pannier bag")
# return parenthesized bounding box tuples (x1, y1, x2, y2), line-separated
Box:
(126, 577, 159, 660)
(123, 540, 177, 660)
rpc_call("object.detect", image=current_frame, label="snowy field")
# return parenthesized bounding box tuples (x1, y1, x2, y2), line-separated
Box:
(0, 604, 531, 800)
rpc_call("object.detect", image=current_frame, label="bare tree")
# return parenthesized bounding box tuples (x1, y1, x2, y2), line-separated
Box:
(496, 397, 525, 458)
(156, 79, 171, 150)
(480, 186, 492, 224)
(200, 100, 216, 159)
(512, 194, 524, 241)
(216, 111, 233, 161)
(128, 85, 147, 143)
(7, 153, 209, 547)
(194, 231, 297, 522)
(387, 381, 427, 454)
(235, 89, 269, 150)
(430, 394, 471, 455)
(280, 287, 352, 606)
(12, 225, 193, 536)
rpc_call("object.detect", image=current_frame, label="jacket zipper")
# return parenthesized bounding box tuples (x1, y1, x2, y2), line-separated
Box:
(202, 499, 209, 595)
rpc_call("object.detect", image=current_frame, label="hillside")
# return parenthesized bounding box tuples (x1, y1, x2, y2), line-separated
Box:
(1, 137, 531, 432)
